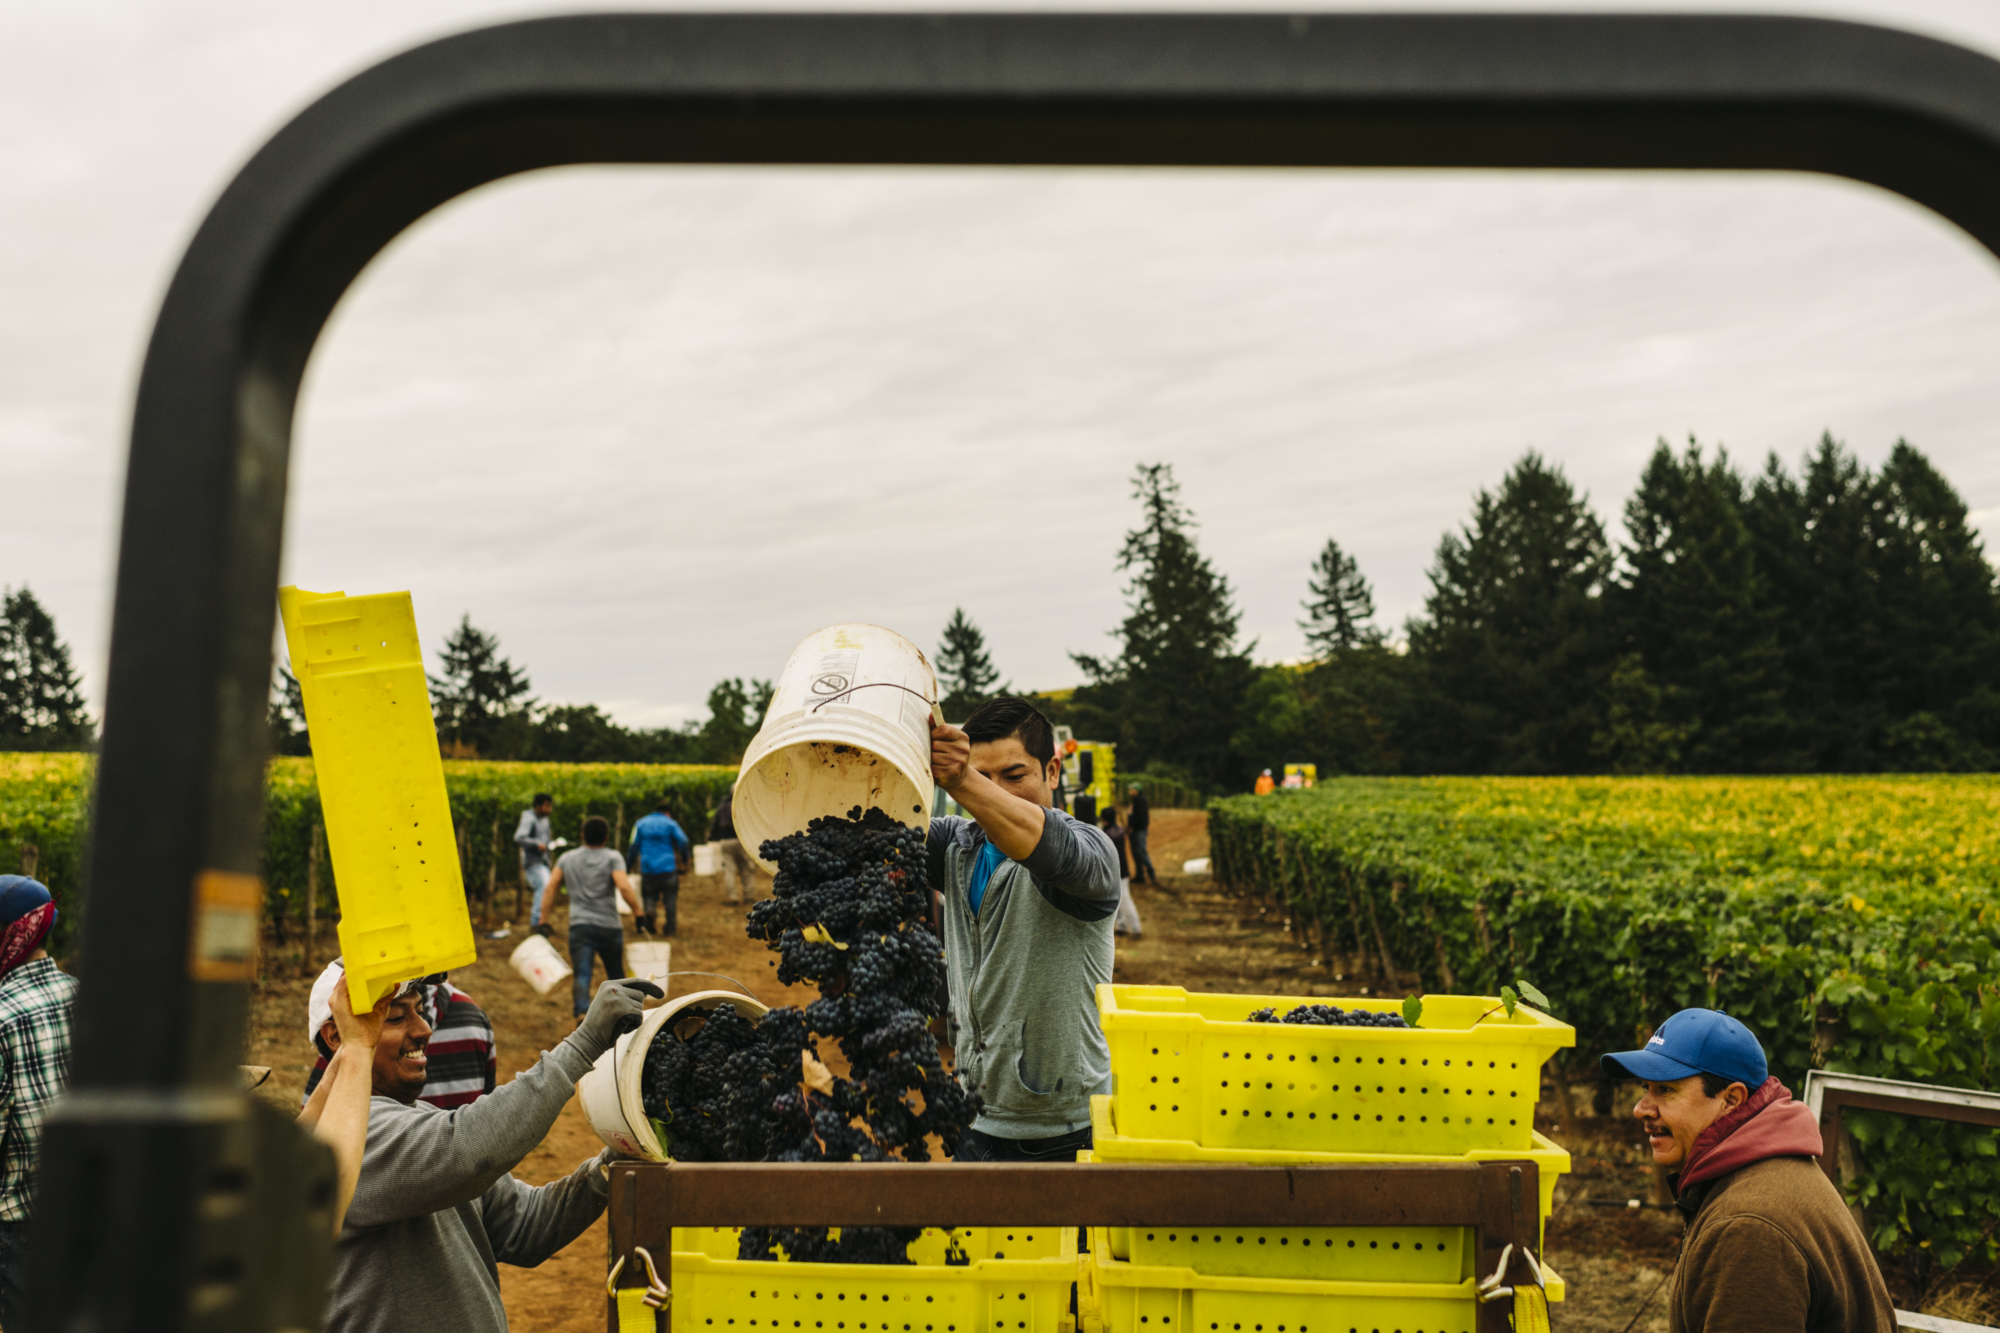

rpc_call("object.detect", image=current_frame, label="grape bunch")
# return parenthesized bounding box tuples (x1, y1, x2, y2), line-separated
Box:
(638, 806, 980, 1265)
(1248, 1002, 1408, 1028)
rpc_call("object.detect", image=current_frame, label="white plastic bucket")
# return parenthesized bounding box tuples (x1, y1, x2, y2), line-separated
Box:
(734, 623, 939, 869)
(580, 988, 771, 1161)
(626, 940, 671, 983)
(509, 933, 572, 997)
(693, 842, 720, 877)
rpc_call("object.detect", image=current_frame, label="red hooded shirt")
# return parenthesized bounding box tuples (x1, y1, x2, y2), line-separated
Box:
(1674, 1075, 1823, 1196)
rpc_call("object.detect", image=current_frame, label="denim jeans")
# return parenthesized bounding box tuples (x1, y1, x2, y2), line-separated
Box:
(1129, 828, 1157, 883)
(0, 1217, 30, 1330)
(952, 1125, 1092, 1162)
(640, 872, 680, 934)
(569, 923, 626, 1016)
(524, 861, 552, 927)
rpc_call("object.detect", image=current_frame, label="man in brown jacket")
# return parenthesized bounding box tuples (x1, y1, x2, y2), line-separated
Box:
(1602, 1008, 1893, 1333)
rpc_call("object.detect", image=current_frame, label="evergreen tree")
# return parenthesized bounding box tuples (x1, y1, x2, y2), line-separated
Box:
(936, 608, 1003, 717)
(268, 664, 310, 756)
(1299, 539, 1384, 655)
(428, 615, 533, 758)
(1744, 435, 1889, 769)
(1608, 439, 1793, 771)
(1072, 463, 1254, 790)
(1406, 452, 1612, 773)
(1870, 441, 2000, 765)
(0, 587, 94, 751)
(696, 677, 775, 764)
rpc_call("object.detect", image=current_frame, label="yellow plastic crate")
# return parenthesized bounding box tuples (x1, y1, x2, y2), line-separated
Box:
(1084, 1103, 1567, 1284)
(1078, 1239, 1562, 1333)
(669, 1226, 1078, 1333)
(1097, 986, 1573, 1155)
(279, 586, 476, 1010)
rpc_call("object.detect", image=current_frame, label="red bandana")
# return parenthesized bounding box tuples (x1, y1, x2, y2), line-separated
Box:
(0, 903, 55, 981)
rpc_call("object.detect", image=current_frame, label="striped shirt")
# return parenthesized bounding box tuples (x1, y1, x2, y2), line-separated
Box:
(304, 982, 497, 1111)
(0, 957, 78, 1222)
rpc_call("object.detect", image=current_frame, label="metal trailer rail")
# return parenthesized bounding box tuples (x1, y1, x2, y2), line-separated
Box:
(606, 1160, 1543, 1333)
(27, 11, 2000, 1333)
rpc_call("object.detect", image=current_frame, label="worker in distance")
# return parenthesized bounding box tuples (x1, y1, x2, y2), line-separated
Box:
(1600, 1008, 1893, 1332)
(305, 960, 661, 1333)
(928, 697, 1121, 1161)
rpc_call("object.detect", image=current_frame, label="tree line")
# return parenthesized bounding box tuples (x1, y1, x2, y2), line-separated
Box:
(12, 431, 1994, 788)
(1011, 437, 1998, 793)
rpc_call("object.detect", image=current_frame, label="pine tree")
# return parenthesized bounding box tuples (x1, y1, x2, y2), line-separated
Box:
(1608, 439, 1793, 771)
(1406, 452, 1612, 773)
(936, 609, 1003, 718)
(268, 664, 310, 756)
(1299, 539, 1384, 655)
(0, 587, 94, 751)
(696, 678, 775, 764)
(1072, 463, 1254, 790)
(427, 615, 533, 758)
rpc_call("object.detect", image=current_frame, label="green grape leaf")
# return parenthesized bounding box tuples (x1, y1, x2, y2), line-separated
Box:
(1514, 979, 1550, 1012)
(1402, 994, 1424, 1028)
(1500, 984, 1519, 1019)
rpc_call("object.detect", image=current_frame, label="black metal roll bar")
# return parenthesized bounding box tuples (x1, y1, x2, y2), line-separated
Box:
(29, 12, 2000, 1332)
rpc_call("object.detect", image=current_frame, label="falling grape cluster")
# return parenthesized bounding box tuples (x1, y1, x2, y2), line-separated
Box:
(637, 806, 979, 1264)
(1248, 1002, 1408, 1028)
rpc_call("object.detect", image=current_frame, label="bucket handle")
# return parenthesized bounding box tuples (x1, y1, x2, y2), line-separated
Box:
(657, 970, 760, 1003)
(810, 681, 945, 725)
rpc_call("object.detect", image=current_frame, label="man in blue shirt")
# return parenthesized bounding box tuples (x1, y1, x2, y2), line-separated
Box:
(627, 800, 693, 935)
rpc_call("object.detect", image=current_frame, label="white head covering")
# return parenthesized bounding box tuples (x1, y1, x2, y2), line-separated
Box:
(306, 957, 437, 1044)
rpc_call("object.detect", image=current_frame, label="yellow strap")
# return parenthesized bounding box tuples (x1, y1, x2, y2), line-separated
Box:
(616, 1286, 659, 1333)
(1512, 1285, 1552, 1333)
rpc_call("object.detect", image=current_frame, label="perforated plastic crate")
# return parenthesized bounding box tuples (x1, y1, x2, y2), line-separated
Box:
(1078, 1240, 1563, 1333)
(1097, 986, 1574, 1155)
(668, 1226, 1078, 1333)
(1084, 1103, 1567, 1283)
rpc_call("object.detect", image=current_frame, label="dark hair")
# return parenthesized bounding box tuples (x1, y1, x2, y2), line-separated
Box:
(533, 793, 553, 807)
(1699, 1072, 1739, 1099)
(583, 816, 609, 846)
(655, 799, 673, 814)
(962, 696, 1056, 766)
(1100, 807, 1120, 828)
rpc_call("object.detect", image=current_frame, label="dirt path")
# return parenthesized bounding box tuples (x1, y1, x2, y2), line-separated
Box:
(247, 807, 1675, 1333)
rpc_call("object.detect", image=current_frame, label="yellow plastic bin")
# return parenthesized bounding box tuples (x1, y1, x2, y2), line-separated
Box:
(1096, 986, 1573, 1155)
(1079, 1241, 1562, 1333)
(279, 585, 475, 1009)
(667, 1226, 1078, 1333)
(1083, 1103, 1567, 1283)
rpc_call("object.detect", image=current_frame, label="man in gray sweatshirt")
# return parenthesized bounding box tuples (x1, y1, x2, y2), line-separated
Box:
(928, 697, 1121, 1161)
(316, 974, 661, 1333)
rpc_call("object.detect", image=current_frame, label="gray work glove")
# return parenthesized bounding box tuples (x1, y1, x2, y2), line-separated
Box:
(570, 977, 665, 1060)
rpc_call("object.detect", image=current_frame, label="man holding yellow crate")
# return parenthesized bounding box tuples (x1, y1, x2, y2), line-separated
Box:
(315, 971, 660, 1333)
(927, 697, 1121, 1163)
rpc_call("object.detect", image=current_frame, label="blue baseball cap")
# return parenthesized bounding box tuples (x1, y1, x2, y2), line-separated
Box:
(1600, 1008, 1767, 1089)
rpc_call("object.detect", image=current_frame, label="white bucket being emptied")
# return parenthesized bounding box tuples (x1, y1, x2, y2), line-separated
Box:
(509, 933, 572, 997)
(734, 623, 939, 871)
(579, 988, 771, 1161)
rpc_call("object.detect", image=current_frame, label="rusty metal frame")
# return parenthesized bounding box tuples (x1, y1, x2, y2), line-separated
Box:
(605, 1160, 1543, 1333)
(32, 10, 2000, 1332)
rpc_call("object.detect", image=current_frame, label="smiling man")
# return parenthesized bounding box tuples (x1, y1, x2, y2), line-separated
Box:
(928, 696, 1121, 1162)
(1601, 1009, 1892, 1333)
(306, 960, 661, 1333)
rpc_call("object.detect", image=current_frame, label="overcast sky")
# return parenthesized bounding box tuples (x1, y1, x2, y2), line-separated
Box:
(5, 0, 2000, 730)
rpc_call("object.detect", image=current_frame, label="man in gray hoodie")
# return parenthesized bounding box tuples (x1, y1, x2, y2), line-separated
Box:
(315, 974, 661, 1333)
(928, 696, 1121, 1161)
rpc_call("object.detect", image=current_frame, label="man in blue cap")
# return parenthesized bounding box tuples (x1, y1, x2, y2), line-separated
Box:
(1602, 1008, 1892, 1332)
(0, 875, 77, 1326)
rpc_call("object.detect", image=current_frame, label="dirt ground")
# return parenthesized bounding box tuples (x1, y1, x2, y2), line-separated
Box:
(246, 809, 1683, 1333)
